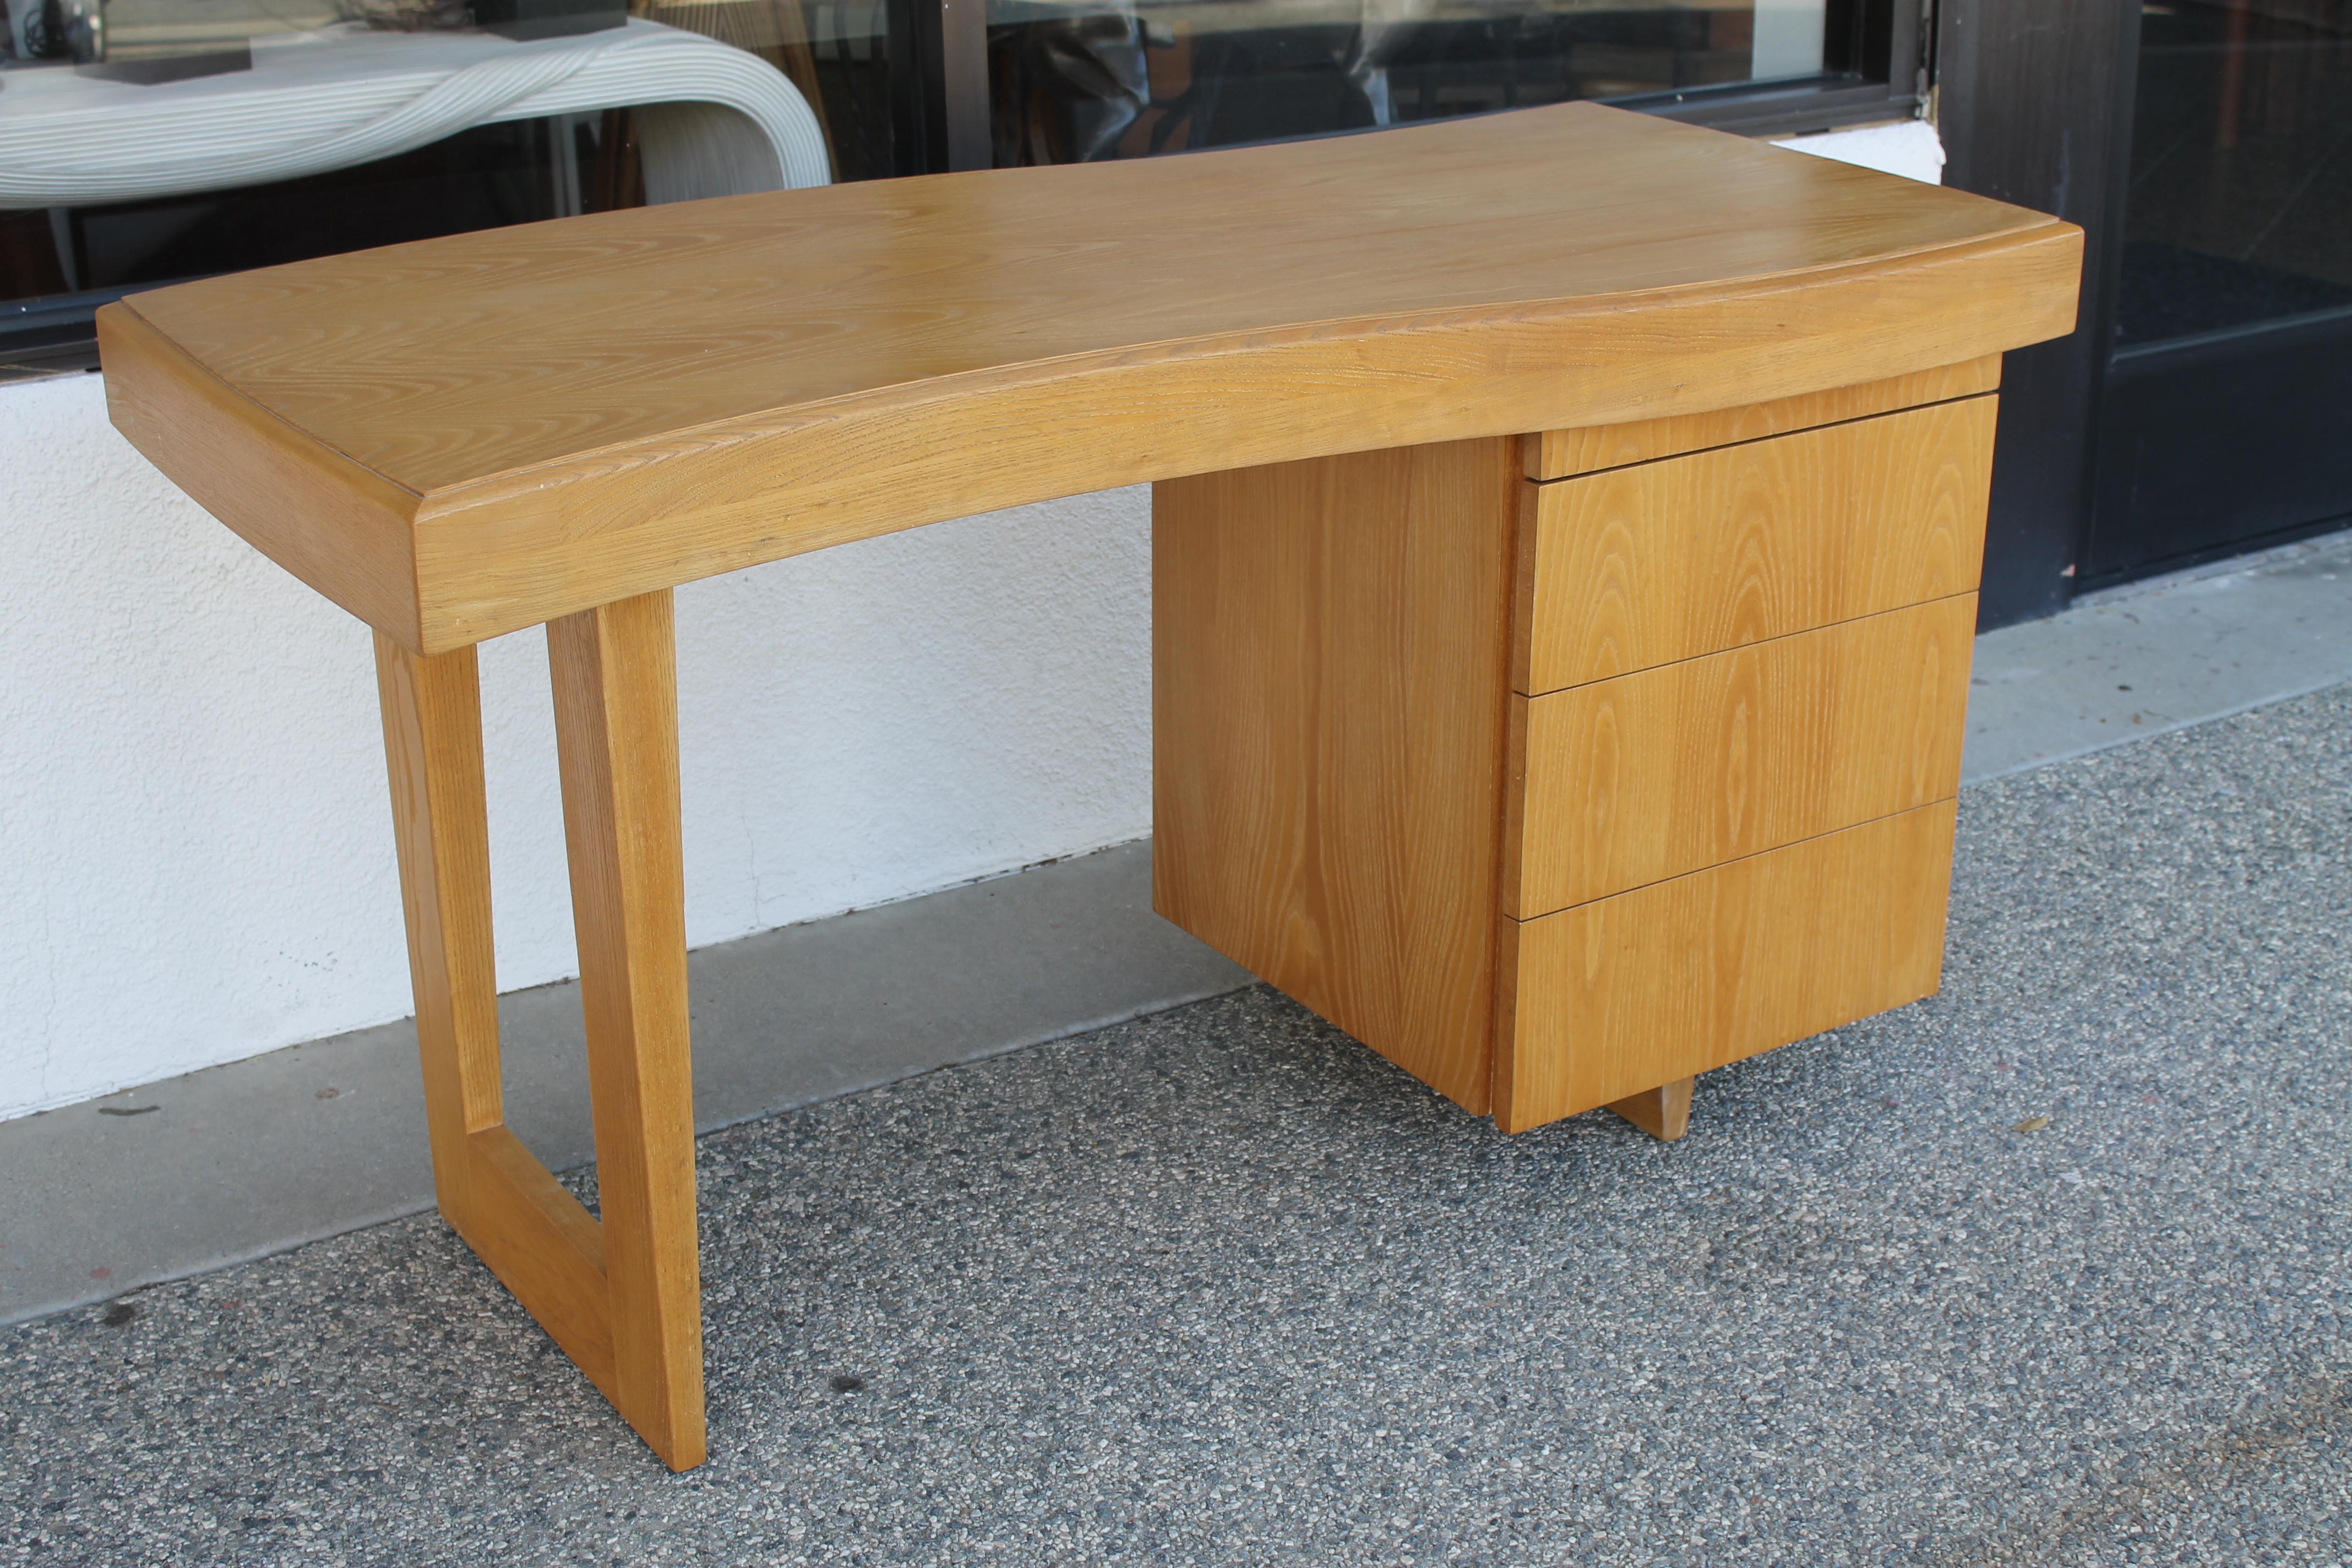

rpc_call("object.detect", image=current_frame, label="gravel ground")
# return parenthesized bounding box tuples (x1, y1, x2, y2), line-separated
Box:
(4, 683, 2348, 1567)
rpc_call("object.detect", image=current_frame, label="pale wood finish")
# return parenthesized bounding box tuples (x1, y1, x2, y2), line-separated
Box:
(1521, 356, 2001, 481)
(348, 353, 2021, 1463)
(1513, 396, 1999, 695)
(1492, 801, 1959, 1134)
(547, 589, 705, 1473)
(1152, 438, 1520, 1114)
(117, 106, 2082, 1465)
(101, 105, 2078, 655)
(1152, 367, 2002, 1138)
(373, 636, 505, 1218)
(373, 610, 703, 1472)
(117, 312, 426, 650)
(1605, 1077, 1692, 1141)
(465, 1124, 617, 1396)
(1504, 595, 1977, 918)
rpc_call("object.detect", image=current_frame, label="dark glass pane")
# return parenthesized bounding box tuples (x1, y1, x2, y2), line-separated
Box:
(2118, 0, 2352, 346)
(1, 1, 895, 350)
(982, 0, 1834, 167)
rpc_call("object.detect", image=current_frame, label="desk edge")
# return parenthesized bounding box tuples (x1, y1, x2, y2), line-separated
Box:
(404, 220, 2081, 652)
(101, 302, 427, 651)
(99, 219, 2082, 656)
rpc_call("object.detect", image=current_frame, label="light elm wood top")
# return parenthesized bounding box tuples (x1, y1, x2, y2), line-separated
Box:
(99, 103, 2082, 652)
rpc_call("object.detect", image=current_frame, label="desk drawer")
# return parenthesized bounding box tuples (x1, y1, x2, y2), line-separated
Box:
(1503, 595, 1974, 918)
(1493, 800, 1957, 1133)
(1522, 357, 2000, 481)
(1514, 396, 1996, 695)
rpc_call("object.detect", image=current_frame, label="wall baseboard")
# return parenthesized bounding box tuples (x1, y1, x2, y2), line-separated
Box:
(0, 840, 1248, 1326)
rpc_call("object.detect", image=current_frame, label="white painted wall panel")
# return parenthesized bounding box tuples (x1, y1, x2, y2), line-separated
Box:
(0, 370, 1151, 1120)
(1774, 118, 1946, 186)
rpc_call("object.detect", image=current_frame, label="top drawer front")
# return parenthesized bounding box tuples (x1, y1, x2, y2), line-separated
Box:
(1516, 396, 1996, 696)
(1522, 357, 2000, 482)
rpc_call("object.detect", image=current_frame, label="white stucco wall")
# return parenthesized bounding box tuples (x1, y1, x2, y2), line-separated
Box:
(0, 369, 1152, 1121)
(0, 116, 1943, 1124)
(1775, 117, 1945, 186)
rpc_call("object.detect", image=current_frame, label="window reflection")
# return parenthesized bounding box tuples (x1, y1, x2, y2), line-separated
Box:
(0, 0, 883, 350)
(0, 0, 1857, 365)
(2119, 0, 2352, 345)
(985, 0, 1829, 166)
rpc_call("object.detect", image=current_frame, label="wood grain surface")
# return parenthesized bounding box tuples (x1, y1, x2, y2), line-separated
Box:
(1522, 356, 2001, 481)
(1152, 438, 1520, 1114)
(102, 103, 2078, 654)
(1504, 595, 1977, 917)
(1604, 1077, 1692, 1141)
(548, 590, 705, 1472)
(464, 1124, 618, 1398)
(1493, 799, 1958, 1133)
(373, 635, 505, 1229)
(374, 635, 622, 1414)
(114, 309, 425, 649)
(1515, 396, 1998, 695)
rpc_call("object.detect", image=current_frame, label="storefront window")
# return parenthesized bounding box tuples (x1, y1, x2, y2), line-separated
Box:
(986, 0, 1833, 166)
(2079, 0, 2352, 584)
(1, 0, 1902, 371)
(0, 0, 889, 371)
(2116, 0, 2352, 346)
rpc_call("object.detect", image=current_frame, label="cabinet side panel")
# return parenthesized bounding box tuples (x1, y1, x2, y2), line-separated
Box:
(1499, 800, 1957, 1131)
(1153, 439, 1519, 1114)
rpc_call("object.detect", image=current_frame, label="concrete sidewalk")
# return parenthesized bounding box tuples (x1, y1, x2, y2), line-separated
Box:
(0, 841, 1249, 1324)
(1962, 530, 2352, 781)
(3, 678, 2347, 1565)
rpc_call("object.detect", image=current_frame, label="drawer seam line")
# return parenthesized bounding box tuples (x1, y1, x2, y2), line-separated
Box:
(1516, 588, 1980, 699)
(1525, 388, 2000, 484)
(1509, 793, 1961, 925)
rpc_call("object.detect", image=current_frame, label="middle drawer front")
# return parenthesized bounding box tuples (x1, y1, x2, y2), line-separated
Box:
(1504, 594, 1975, 919)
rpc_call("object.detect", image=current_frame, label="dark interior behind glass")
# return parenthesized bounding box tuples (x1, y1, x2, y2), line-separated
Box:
(1, 0, 1905, 372)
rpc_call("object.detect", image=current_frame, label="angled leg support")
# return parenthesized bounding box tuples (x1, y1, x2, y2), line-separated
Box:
(1607, 1076, 1693, 1142)
(373, 586, 704, 1472)
(547, 590, 704, 1468)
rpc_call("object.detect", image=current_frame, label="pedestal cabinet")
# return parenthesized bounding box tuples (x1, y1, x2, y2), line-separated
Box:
(1154, 357, 2000, 1134)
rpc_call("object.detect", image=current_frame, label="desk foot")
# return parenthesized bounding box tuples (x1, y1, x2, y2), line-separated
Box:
(374, 589, 705, 1472)
(1607, 1077, 1694, 1141)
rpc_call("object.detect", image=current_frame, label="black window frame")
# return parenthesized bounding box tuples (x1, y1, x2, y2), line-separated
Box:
(2, 0, 1923, 374)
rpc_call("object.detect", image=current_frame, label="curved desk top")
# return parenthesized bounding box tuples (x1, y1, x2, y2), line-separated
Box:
(100, 102, 2081, 655)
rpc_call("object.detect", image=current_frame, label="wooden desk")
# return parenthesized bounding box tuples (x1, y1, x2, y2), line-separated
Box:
(97, 102, 2081, 1471)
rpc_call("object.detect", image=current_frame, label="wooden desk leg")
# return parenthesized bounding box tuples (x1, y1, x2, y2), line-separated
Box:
(1607, 1077, 1693, 1142)
(372, 585, 704, 1473)
(548, 588, 705, 1472)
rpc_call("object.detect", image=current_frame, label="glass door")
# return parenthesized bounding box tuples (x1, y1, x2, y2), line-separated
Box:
(2087, 0, 2352, 581)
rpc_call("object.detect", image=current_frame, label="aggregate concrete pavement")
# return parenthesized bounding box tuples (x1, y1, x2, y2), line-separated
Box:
(3, 682, 2348, 1566)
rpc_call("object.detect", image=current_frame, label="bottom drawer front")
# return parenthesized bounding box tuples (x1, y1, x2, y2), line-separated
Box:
(1495, 800, 1956, 1133)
